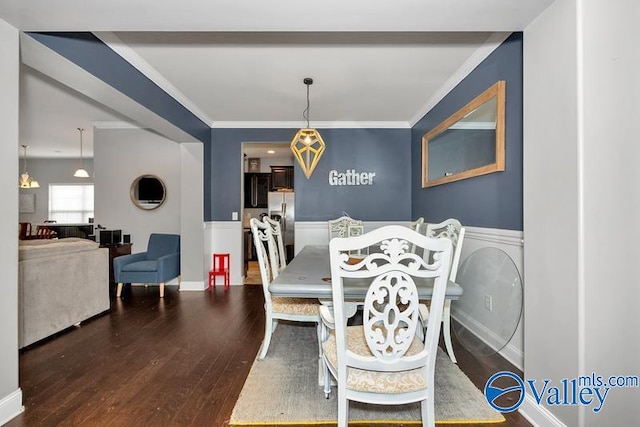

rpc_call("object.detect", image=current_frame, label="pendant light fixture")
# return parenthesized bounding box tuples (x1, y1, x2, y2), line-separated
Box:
(290, 77, 326, 179)
(73, 127, 90, 178)
(19, 145, 40, 188)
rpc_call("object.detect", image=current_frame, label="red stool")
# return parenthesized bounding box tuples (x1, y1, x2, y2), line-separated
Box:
(209, 253, 230, 290)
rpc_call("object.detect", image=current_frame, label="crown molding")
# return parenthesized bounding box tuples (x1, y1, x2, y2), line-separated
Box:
(21, 33, 198, 144)
(211, 121, 410, 129)
(409, 32, 511, 127)
(93, 31, 215, 127)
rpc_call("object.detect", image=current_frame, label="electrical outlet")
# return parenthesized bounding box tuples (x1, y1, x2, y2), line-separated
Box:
(484, 295, 493, 312)
(232, 211, 238, 221)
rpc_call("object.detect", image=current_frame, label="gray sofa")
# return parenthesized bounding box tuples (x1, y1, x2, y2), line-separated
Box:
(18, 238, 110, 348)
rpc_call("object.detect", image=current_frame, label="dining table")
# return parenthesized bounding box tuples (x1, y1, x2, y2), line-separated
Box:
(269, 244, 464, 301)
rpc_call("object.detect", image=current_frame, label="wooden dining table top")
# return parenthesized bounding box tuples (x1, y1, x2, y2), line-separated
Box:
(268, 244, 463, 300)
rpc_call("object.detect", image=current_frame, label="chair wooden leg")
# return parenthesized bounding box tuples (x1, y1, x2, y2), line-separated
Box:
(442, 300, 457, 363)
(316, 322, 323, 358)
(159, 283, 165, 298)
(116, 283, 124, 298)
(322, 359, 332, 398)
(421, 397, 435, 427)
(259, 314, 274, 359)
(320, 322, 332, 398)
(337, 392, 348, 427)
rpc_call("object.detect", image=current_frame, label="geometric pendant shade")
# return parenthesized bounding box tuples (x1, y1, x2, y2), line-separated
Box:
(290, 128, 326, 179)
(290, 77, 325, 178)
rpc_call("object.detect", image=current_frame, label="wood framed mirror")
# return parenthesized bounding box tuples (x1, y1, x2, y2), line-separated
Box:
(421, 80, 505, 188)
(130, 174, 166, 210)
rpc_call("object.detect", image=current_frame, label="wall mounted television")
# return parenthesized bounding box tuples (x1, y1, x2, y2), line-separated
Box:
(138, 177, 164, 203)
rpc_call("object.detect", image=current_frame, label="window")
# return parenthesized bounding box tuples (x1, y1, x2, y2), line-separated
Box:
(48, 184, 94, 223)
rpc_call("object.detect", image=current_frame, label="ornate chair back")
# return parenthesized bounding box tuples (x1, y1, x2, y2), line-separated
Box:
(19, 222, 32, 240)
(263, 216, 287, 276)
(424, 218, 465, 281)
(328, 215, 363, 241)
(418, 218, 466, 363)
(250, 217, 321, 360)
(324, 225, 452, 427)
(249, 218, 277, 302)
(408, 217, 425, 253)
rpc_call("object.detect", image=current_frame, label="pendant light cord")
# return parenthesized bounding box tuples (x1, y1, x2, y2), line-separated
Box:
(302, 77, 313, 128)
(22, 146, 28, 173)
(78, 128, 85, 167)
(303, 83, 310, 128)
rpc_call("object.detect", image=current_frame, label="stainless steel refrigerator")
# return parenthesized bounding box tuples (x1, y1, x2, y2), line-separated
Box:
(268, 192, 295, 260)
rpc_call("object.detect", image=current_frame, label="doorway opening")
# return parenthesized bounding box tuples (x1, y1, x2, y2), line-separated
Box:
(241, 142, 293, 285)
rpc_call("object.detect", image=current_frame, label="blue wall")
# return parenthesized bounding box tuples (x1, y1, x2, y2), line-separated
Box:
(411, 32, 523, 231)
(207, 128, 293, 221)
(206, 128, 412, 222)
(27, 32, 210, 143)
(30, 31, 522, 230)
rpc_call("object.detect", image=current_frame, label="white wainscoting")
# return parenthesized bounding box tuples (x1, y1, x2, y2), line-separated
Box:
(295, 221, 410, 253)
(204, 221, 244, 287)
(295, 221, 524, 370)
(456, 226, 524, 370)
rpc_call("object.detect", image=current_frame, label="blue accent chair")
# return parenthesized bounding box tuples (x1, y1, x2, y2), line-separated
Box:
(114, 233, 180, 298)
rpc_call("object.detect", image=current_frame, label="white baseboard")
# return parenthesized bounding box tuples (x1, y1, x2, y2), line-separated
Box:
(451, 308, 524, 370)
(179, 280, 206, 291)
(0, 389, 24, 426)
(519, 393, 568, 427)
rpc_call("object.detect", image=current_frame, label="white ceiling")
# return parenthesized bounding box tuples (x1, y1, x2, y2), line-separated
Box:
(0, 0, 554, 158)
(243, 143, 291, 159)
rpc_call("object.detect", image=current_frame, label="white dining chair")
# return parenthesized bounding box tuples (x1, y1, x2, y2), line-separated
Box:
(249, 218, 321, 359)
(328, 215, 363, 241)
(321, 225, 452, 427)
(410, 216, 425, 232)
(408, 217, 425, 253)
(418, 218, 465, 363)
(262, 216, 287, 278)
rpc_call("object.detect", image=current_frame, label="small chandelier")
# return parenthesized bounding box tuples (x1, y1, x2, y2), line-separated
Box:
(19, 145, 40, 188)
(290, 77, 326, 179)
(73, 127, 90, 178)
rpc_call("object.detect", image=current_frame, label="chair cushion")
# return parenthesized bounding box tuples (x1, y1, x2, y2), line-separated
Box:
(272, 297, 319, 316)
(121, 260, 158, 272)
(322, 326, 427, 394)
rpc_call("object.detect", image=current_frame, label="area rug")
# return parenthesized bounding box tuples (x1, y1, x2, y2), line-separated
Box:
(230, 323, 504, 425)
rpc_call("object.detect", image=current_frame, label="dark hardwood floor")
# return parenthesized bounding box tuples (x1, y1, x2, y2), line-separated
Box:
(7, 286, 531, 427)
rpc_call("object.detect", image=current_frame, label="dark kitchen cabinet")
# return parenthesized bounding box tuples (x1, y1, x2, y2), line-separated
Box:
(244, 173, 271, 208)
(270, 166, 294, 190)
